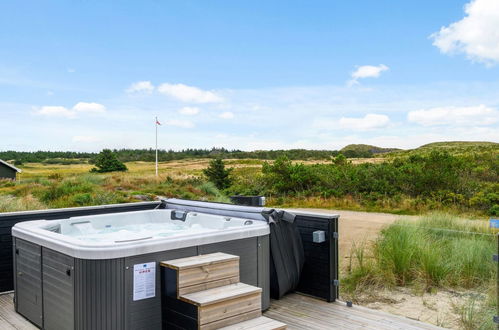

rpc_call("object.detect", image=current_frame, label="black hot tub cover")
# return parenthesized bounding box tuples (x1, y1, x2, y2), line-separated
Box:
(161, 199, 305, 299)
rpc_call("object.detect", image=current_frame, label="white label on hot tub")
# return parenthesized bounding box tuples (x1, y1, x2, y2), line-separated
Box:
(133, 262, 156, 301)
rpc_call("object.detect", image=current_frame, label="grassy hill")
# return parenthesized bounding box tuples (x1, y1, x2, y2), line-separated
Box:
(340, 144, 401, 157)
(387, 141, 498, 157)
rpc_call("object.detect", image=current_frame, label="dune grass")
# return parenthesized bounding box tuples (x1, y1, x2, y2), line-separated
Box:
(345, 213, 495, 290)
(343, 213, 497, 329)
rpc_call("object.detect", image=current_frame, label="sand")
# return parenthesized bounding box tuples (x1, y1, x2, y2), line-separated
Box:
(287, 208, 481, 329)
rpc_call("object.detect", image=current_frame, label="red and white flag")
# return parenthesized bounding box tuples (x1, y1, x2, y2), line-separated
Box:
(156, 118, 161, 125)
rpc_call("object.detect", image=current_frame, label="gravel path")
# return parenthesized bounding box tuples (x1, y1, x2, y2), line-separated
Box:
(287, 208, 418, 268)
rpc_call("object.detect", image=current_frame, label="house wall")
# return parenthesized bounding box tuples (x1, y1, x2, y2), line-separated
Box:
(0, 165, 16, 180)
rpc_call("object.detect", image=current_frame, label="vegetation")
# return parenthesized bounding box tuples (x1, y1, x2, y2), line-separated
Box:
(2, 141, 496, 165)
(90, 149, 128, 173)
(388, 141, 498, 158)
(229, 150, 498, 216)
(0, 170, 229, 212)
(0, 146, 393, 164)
(1, 141, 497, 216)
(343, 213, 496, 329)
(1, 141, 495, 329)
(202, 158, 233, 190)
(340, 144, 400, 158)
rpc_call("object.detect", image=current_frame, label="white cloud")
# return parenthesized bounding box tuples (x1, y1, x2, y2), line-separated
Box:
(73, 102, 106, 113)
(349, 64, 389, 85)
(430, 0, 499, 65)
(72, 135, 100, 143)
(19, 81, 499, 152)
(408, 104, 498, 126)
(163, 119, 195, 128)
(339, 114, 391, 130)
(178, 107, 200, 115)
(126, 81, 155, 94)
(36, 106, 75, 118)
(157, 83, 223, 103)
(219, 111, 234, 119)
(35, 102, 106, 118)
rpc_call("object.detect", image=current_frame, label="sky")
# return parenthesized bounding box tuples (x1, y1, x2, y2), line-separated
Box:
(0, 0, 498, 152)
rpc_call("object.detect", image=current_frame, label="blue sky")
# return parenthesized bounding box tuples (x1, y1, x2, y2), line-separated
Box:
(1, 0, 498, 151)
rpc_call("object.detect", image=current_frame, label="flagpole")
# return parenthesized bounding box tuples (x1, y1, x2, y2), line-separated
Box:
(155, 116, 158, 177)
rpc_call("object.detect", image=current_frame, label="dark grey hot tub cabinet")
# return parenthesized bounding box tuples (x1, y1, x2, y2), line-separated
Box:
(10, 200, 339, 330)
(13, 235, 269, 330)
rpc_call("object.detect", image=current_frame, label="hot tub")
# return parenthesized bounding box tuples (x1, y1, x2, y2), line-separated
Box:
(12, 209, 270, 329)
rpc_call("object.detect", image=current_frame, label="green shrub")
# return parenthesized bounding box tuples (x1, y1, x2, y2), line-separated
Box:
(72, 193, 93, 206)
(489, 204, 499, 216)
(254, 150, 498, 215)
(90, 149, 127, 173)
(39, 178, 94, 203)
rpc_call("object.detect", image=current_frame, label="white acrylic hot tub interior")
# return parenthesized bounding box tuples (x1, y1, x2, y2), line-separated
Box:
(59, 210, 254, 243)
(12, 209, 269, 259)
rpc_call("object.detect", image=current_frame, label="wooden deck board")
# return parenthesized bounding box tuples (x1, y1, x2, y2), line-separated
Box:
(0, 293, 37, 330)
(0, 292, 443, 330)
(181, 283, 262, 306)
(264, 294, 443, 330)
(219, 316, 287, 330)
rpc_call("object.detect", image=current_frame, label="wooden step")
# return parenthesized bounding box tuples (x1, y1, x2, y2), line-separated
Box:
(218, 316, 287, 330)
(161, 253, 240, 296)
(161, 252, 271, 330)
(181, 283, 262, 327)
(161, 252, 239, 270)
(180, 282, 262, 306)
(200, 310, 261, 330)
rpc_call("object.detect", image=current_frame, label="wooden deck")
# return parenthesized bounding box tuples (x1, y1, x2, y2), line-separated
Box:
(0, 292, 442, 330)
(0, 293, 36, 330)
(265, 294, 443, 330)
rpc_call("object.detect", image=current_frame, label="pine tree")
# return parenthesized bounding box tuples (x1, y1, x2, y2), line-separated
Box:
(203, 158, 232, 189)
(90, 149, 128, 173)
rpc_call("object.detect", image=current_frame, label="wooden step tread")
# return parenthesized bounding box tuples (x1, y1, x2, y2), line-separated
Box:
(180, 283, 262, 306)
(200, 309, 261, 330)
(218, 316, 287, 330)
(160, 252, 239, 270)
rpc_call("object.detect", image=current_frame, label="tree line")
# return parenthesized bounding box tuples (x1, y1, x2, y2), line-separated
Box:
(0, 148, 378, 164)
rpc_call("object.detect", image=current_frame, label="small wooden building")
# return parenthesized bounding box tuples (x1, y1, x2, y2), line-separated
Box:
(0, 159, 21, 180)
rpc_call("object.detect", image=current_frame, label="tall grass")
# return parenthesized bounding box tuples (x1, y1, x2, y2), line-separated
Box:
(0, 194, 46, 212)
(369, 214, 493, 288)
(457, 294, 496, 330)
(344, 213, 496, 329)
(1, 167, 235, 211)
